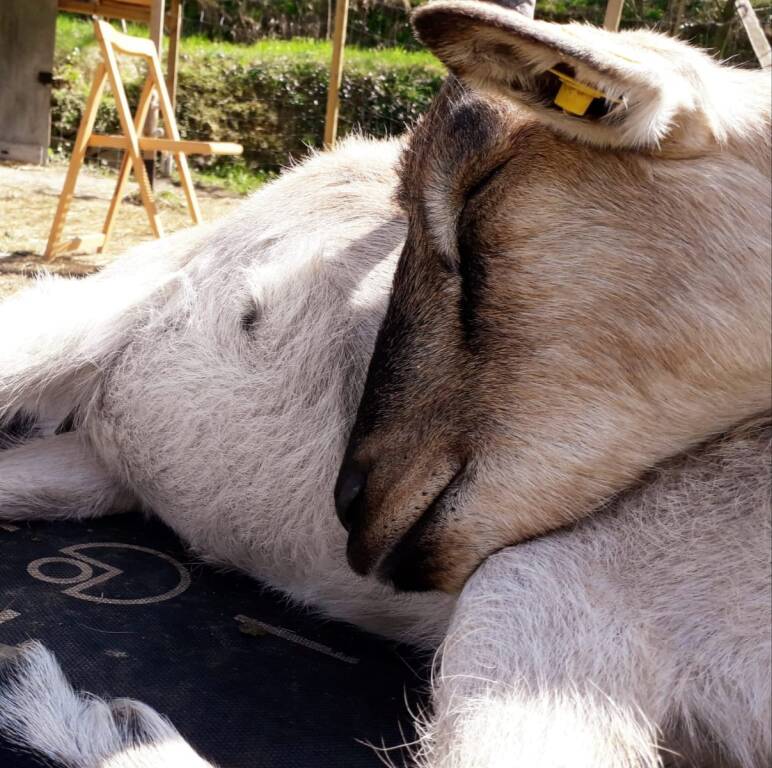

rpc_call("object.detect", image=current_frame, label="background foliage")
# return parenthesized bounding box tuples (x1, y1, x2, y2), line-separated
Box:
(52, 19, 443, 175)
(182, 0, 770, 58)
(52, 1, 770, 187)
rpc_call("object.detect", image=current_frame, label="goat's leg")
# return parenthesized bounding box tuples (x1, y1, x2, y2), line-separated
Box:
(0, 275, 111, 428)
(416, 425, 771, 768)
(0, 641, 215, 768)
(415, 544, 668, 768)
(0, 229, 197, 429)
(0, 433, 135, 520)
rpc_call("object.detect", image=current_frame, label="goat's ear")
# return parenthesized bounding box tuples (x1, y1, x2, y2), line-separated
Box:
(412, 0, 699, 151)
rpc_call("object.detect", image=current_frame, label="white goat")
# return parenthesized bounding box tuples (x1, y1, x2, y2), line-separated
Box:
(0, 118, 769, 768)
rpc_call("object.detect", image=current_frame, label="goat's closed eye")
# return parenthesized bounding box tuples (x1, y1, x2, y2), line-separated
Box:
(463, 160, 509, 207)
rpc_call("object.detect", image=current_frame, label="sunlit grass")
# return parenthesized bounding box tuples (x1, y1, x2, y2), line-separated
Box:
(56, 15, 147, 56)
(192, 162, 276, 195)
(55, 14, 442, 73)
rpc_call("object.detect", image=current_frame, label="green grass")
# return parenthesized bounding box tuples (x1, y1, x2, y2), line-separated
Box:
(192, 162, 276, 195)
(56, 15, 148, 58)
(180, 35, 442, 71)
(55, 14, 442, 73)
(55, 14, 102, 54)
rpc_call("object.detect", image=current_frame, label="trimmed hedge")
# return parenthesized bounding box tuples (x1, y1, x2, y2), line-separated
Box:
(50, 42, 445, 173)
(184, 0, 425, 49)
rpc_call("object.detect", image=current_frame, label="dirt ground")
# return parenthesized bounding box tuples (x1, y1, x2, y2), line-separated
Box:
(0, 161, 245, 300)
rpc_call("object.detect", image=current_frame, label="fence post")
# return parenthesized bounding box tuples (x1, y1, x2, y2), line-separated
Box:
(735, 0, 772, 69)
(603, 0, 624, 30)
(161, 0, 183, 176)
(323, 0, 349, 149)
(144, 0, 165, 185)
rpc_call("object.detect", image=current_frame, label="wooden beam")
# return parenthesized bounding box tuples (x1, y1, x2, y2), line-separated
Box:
(58, 1, 150, 24)
(57, 1, 156, 12)
(144, 0, 165, 184)
(88, 134, 243, 154)
(45, 64, 109, 259)
(160, 0, 183, 176)
(147, 45, 203, 223)
(323, 0, 349, 149)
(47, 232, 106, 258)
(57, 0, 180, 27)
(99, 23, 158, 57)
(148, 1, 164, 65)
(603, 0, 624, 30)
(735, 0, 772, 69)
(165, 0, 182, 111)
(100, 76, 156, 250)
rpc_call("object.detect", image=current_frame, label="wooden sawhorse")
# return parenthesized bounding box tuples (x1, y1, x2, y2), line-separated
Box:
(45, 19, 242, 260)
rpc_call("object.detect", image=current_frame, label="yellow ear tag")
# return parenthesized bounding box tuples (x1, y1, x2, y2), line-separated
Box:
(547, 68, 615, 117)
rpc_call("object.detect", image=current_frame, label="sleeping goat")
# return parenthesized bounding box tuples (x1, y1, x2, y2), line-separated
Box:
(1, 8, 770, 767)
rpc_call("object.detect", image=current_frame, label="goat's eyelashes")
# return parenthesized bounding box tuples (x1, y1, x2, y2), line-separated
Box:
(454, 158, 509, 263)
(462, 160, 510, 207)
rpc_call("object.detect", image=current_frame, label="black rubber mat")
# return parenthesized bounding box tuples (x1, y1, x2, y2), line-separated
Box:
(0, 513, 428, 767)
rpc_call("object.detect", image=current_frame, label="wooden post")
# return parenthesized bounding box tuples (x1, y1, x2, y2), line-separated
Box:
(603, 0, 624, 30)
(0, 0, 57, 164)
(735, 0, 772, 69)
(100, 77, 156, 251)
(144, 0, 165, 185)
(161, 0, 182, 175)
(323, 0, 349, 149)
(45, 64, 109, 258)
(98, 22, 164, 239)
(166, 0, 182, 115)
(669, 0, 687, 36)
(147, 48, 203, 224)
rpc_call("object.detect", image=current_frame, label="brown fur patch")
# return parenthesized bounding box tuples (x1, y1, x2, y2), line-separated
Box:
(338, 24, 771, 592)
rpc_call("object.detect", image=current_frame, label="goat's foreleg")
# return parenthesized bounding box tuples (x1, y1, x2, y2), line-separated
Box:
(414, 542, 668, 768)
(0, 432, 135, 520)
(415, 426, 771, 768)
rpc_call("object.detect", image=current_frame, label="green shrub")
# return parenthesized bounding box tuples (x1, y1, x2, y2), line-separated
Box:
(176, 53, 442, 171)
(183, 0, 425, 49)
(51, 23, 444, 174)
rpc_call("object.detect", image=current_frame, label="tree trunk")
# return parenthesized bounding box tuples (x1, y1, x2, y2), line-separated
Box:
(669, 0, 687, 36)
(712, 0, 738, 56)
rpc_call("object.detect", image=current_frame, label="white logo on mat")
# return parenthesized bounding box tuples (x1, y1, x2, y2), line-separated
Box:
(27, 543, 191, 605)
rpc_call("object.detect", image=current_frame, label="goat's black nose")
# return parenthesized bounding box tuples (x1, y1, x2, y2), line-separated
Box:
(334, 460, 367, 532)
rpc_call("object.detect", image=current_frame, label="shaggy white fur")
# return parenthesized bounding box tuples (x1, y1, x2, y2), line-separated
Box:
(0, 20, 770, 766)
(0, 137, 454, 645)
(412, 1, 772, 155)
(0, 642, 214, 768)
(418, 421, 771, 768)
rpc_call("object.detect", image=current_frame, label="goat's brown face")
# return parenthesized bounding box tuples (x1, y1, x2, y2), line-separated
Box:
(336, 3, 772, 592)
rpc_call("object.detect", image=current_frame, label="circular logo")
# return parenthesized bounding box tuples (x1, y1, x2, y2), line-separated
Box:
(27, 543, 191, 605)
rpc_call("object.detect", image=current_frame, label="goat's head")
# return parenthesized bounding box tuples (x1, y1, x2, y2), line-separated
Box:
(335, 1, 772, 593)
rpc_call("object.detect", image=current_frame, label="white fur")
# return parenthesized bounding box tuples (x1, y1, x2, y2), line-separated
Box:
(413, 1, 772, 156)
(0, 432, 134, 518)
(0, 642, 214, 767)
(0, 137, 454, 644)
(417, 423, 771, 768)
(0, 130, 769, 767)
